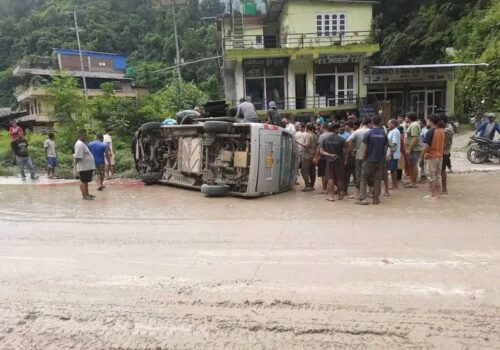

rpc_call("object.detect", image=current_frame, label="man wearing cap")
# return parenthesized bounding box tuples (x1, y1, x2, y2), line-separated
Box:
(266, 101, 282, 126)
(476, 113, 500, 140)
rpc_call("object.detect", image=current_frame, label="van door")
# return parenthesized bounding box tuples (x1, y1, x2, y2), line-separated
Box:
(256, 129, 281, 193)
(279, 132, 297, 191)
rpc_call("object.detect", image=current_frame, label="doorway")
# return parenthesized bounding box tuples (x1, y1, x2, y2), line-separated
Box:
(295, 74, 306, 109)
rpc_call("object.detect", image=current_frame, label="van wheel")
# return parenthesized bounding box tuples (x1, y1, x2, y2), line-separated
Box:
(141, 172, 161, 185)
(204, 121, 233, 134)
(201, 184, 229, 197)
(140, 122, 162, 135)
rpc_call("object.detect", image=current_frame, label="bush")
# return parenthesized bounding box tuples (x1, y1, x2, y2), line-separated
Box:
(113, 139, 135, 174)
(0, 167, 16, 176)
(56, 166, 76, 180)
(1, 128, 138, 179)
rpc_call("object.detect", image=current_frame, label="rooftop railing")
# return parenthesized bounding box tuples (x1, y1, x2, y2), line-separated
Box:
(224, 31, 373, 50)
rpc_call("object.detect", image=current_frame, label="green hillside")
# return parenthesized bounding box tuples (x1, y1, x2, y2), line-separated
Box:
(0, 0, 498, 112)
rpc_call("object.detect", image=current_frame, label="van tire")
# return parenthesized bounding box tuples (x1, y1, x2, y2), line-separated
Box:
(140, 122, 162, 135)
(141, 172, 161, 185)
(201, 184, 229, 197)
(204, 121, 233, 134)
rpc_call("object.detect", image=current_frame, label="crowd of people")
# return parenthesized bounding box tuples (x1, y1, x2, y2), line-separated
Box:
(6, 106, 499, 202)
(292, 111, 459, 204)
(8, 120, 115, 200)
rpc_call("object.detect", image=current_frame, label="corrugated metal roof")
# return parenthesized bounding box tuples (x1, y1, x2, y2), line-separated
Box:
(53, 48, 125, 58)
(369, 63, 489, 69)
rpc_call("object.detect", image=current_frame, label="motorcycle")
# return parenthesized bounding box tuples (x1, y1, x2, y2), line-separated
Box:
(469, 112, 484, 129)
(467, 136, 500, 164)
(449, 118, 460, 133)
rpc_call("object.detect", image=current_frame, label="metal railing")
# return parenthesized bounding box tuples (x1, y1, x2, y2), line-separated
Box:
(16, 58, 58, 70)
(224, 31, 372, 50)
(232, 95, 359, 111)
(15, 85, 138, 99)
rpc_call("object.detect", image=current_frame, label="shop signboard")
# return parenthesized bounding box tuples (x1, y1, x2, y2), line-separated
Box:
(365, 67, 454, 84)
(314, 54, 362, 64)
(243, 57, 289, 68)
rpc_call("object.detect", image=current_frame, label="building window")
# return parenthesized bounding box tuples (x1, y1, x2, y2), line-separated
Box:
(242, 58, 289, 110)
(314, 63, 357, 106)
(316, 13, 346, 36)
(244, 68, 286, 110)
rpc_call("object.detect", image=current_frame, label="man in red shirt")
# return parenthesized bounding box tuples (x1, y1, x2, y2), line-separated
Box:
(8, 120, 24, 140)
(420, 115, 445, 199)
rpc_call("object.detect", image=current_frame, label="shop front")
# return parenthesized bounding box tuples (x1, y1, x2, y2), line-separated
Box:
(364, 65, 455, 119)
(243, 57, 288, 110)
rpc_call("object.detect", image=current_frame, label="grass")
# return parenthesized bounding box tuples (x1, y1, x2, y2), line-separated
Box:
(1, 130, 138, 179)
(0, 167, 16, 176)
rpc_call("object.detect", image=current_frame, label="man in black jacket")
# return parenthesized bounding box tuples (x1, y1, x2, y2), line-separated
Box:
(266, 101, 282, 126)
(11, 134, 38, 180)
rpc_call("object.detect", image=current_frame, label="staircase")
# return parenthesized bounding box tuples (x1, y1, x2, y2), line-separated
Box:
(358, 97, 379, 119)
(359, 104, 377, 118)
(232, 13, 244, 49)
(358, 99, 377, 118)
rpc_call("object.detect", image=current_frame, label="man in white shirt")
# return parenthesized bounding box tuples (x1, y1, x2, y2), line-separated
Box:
(44, 132, 57, 178)
(282, 118, 296, 134)
(74, 129, 96, 200)
(236, 98, 259, 123)
(103, 128, 115, 179)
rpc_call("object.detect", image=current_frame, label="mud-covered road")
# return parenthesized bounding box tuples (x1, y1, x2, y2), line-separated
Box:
(1, 173, 499, 349)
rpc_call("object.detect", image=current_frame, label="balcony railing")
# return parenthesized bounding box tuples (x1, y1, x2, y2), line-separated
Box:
(231, 94, 359, 111)
(15, 86, 138, 101)
(224, 31, 372, 50)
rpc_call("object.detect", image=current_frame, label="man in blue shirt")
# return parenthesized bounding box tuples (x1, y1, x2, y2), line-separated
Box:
(356, 116, 388, 205)
(476, 113, 500, 140)
(88, 133, 110, 191)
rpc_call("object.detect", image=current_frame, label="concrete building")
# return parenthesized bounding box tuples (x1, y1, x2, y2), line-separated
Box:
(13, 49, 143, 130)
(219, 0, 380, 119)
(364, 63, 490, 120)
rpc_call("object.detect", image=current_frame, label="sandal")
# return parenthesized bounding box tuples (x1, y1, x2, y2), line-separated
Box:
(354, 200, 369, 206)
(326, 198, 335, 202)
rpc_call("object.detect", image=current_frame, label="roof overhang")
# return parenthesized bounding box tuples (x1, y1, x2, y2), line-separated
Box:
(369, 63, 489, 69)
(319, 0, 379, 3)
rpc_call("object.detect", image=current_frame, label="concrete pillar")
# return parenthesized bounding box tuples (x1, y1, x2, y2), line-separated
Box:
(306, 61, 314, 109)
(358, 61, 367, 99)
(446, 79, 455, 115)
(235, 61, 245, 101)
(223, 61, 236, 104)
(287, 62, 295, 110)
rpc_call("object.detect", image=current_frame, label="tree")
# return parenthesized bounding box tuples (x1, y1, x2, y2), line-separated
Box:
(43, 74, 88, 148)
(90, 83, 152, 138)
(140, 81, 207, 118)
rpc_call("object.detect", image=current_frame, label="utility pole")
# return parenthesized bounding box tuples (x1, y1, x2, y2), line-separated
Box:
(171, 1, 182, 84)
(73, 11, 88, 100)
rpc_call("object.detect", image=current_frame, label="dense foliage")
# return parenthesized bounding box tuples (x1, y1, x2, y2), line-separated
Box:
(375, 0, 499, 113)
(0, 0, 498, 111)
(0, 0, 223, 106)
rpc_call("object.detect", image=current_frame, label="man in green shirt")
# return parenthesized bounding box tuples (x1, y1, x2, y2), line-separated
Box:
(404, 112, 421, 188)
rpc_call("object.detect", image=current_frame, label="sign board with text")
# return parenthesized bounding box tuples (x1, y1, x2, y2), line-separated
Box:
(365, 67, 454, 84)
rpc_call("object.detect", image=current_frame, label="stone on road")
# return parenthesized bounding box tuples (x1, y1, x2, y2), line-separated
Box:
(0, 173, 499, 349)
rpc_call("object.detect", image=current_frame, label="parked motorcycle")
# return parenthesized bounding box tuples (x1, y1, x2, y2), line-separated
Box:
(449, 118, 460, 133)
(467, 136, 500, 164)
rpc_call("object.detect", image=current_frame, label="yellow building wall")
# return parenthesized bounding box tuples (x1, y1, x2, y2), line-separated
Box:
(280, 1, 373, 34)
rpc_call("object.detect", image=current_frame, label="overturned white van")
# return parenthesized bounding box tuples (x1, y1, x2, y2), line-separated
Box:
(132, 118, 299, 197)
